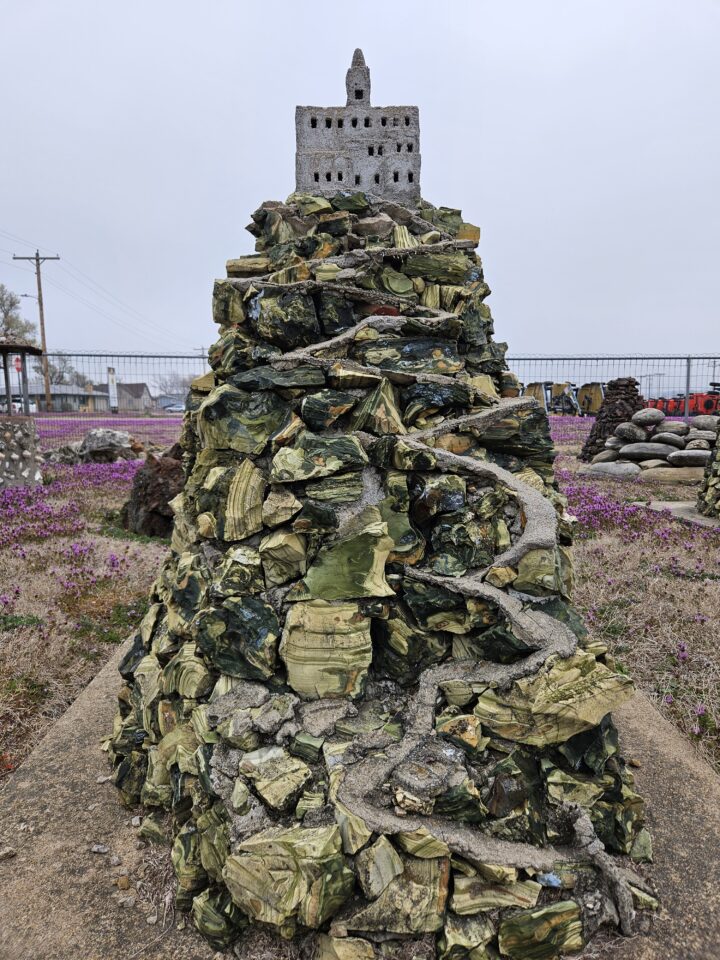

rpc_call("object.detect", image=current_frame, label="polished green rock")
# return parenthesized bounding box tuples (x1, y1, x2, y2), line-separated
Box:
(198, 384, 290, 455)
(497, 901, 583, 959)
(270, 432, 368, 483)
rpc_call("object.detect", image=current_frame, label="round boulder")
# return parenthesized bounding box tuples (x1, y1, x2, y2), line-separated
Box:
(654, 420, 688, 436)
(591, 450, 619, 464)
(667, 449, 712, 467)
(639, 458, 669, 470)
(686, 439, 711, 450)
(618, 442, 678, 461)
(686, 429, 717, 443)
(614, 422, 647, 442)
(651, 432, 686, 449)
(604, 437, 625, 450)
(580, 461, 641, 479)
(631, 408, 665, 427)
(691, 414, 719, 432)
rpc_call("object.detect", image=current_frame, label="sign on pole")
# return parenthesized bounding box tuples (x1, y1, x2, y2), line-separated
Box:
(108, 367, 119, 413)
(13, 357, 22, 373)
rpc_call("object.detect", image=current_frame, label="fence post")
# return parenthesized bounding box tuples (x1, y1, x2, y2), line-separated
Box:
(684, 356, 692, 422)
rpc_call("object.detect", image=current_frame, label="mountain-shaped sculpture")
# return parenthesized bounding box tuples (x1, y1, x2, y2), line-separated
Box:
(108, 51, 656, 960)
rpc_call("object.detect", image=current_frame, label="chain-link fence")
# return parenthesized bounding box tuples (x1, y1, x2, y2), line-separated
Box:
(2, 351, 720, 451)
(506, 354, 720, 418)
(0, 352, 208, 449)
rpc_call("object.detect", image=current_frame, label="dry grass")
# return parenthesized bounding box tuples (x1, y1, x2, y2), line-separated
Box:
(0, 469, 166, 779)
(555, 442, 720, 772)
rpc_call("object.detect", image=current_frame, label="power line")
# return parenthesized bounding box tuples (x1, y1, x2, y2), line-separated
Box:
(12, 250, 60, 411)
(2, 228, 199, 347)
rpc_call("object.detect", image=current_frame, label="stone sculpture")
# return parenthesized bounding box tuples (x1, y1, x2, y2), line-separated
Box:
(108, 192, 655, 957)
(295, 50, 420, 204)
(579, 378, 644, 462)
(108, 54, 655, 960)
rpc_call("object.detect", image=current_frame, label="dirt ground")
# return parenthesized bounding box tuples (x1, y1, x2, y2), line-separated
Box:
(0, 462, 166, 779)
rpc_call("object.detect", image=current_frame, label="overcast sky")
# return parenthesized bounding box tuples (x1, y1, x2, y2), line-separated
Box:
(1, 0, 719, 357)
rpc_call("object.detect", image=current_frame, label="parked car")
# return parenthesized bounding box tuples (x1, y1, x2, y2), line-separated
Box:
(10, 396, 38, 414)
(162, 403, 186, 413)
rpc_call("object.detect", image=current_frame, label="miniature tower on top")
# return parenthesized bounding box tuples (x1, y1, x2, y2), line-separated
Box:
(295, 49, 421, 204)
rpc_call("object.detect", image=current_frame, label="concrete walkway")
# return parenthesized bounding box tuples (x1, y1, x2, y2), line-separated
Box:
(0, 643, 215, 960)
(641, 499, 720, 530)
(1, 649, 719, 959)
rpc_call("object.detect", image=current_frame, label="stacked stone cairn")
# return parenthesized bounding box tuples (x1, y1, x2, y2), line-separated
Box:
(584, 409, 719, 481)
(0, 417, 43, 489)
(579, 378, 644, 462)
(697, 420, 720, 517)
(108, 192, 656, 959)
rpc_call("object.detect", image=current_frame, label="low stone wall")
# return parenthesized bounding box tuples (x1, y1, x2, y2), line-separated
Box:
(581, 411, 719, 482)
(697, 436, 720, 517)
(0, 417, 44, 489)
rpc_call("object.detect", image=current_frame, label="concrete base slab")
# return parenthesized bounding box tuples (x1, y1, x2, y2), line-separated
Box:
(641, 500, 720, 529)
(1, 649, 720, 959)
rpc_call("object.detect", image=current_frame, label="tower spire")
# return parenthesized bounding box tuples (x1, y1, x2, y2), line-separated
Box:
(346, 48, 371, 106)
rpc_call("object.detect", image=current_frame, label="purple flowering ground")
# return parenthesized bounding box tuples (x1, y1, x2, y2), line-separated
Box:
(35, 414, 183, 451)
(0, 460, 167, 778)
(1, 415, 718, 779)
(550, 415, 720, 771)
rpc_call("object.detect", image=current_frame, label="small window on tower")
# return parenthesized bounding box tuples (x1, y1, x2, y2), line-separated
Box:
(355, 89, 364, 100)
(338, 171, 343, 181)
(368, 146, 374, 156)
(355, 174, 361, 185)
(326, 172, 332, 181)
(378, 145, 383, 156)
(314, 172, 320, 183)
(325, 117, 332, 128)
(351, 117, 358, 128)
(337, 118, 344, 128)
(310, 117, 317, 129)
(364, 117, 371, 128)
(381, 117, 387, 126)
(374, 174, 380, 185)
(408, 172, 414, 183)
(396, 143, 402, 152)
(407, 143, 413, 152)
(404, 116, 410, 126)
(393, 171, 399, 183)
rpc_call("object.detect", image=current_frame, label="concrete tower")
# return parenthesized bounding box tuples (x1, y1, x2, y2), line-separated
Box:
(295, 49, 421, 204)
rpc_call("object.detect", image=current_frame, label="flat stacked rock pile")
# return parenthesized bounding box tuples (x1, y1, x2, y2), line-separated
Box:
(107, 192, 655, 959)
(697, 427, 720, 517)
(44, 427, 144, 465)
(581, 410, 719, 482)
(579, 378, 644, 462)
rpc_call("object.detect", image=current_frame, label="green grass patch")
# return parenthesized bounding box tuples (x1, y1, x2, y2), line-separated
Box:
(1, 674, 49, 704)
(71, 597, 150, 647)
(0, 613, 44, 632)
(98, 510, 170, 546)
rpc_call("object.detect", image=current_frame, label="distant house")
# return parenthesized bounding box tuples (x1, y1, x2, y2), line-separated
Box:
(96, 382, 155, 412)
(0, 380, 110, 413)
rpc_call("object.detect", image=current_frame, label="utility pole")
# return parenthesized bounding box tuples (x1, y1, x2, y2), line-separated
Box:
(13, 249, 60, 412)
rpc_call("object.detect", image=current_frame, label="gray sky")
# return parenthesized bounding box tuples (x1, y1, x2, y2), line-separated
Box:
(1, 0, 719, 356)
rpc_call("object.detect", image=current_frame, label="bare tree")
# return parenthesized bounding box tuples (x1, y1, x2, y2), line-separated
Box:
(0, 283, 38, 342)
(156, 371, 195, 396)
(32, 351, 89, 386)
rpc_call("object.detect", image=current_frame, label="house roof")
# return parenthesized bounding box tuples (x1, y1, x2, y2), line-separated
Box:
(0, 381, 104, 397)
